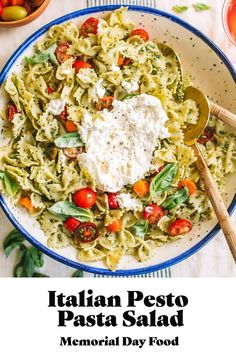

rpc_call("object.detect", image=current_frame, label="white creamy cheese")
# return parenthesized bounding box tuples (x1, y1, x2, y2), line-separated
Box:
(47, 99, 65, 115)
(110, 64, 121, 72)
(95, 79, 106, 99)
(122, 80, 139, 93)
(117, 193, 143, 211)
(78, 94, 169, 192)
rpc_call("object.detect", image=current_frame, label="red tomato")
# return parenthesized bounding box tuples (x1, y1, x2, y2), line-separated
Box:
(47, 86, 53, 94)
(2, 0, 10, 6)
(96, 96, 114, 111)
(80, 17, 99, 37)
(143, 204, 164, 224)
(73, 60, 93, 73)
(130, 28, 149, 41)
(197, 126, 215, 144)
(107, 219, 122, 233)
(118, 55, 132, 67)
(74, 222, 99, 243)
(64, 217, 81, 233)
(7, 102, 17, 121)
(107, 193, 119, 209)
(63, 148, 81, 159)
(65, 120, 77, 133)
(55, 43, 72, 64)
(168, 219, 192, 236)
(73, 187, 97, 209)
(59, 104, 68, 120)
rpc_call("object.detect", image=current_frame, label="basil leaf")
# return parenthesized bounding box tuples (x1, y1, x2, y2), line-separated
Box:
(3, 229, 25, 257)
(29, 247, 44, 268)
(13, 248, 35, 277)
(48, 201, 93, 222)
(172, 5, 188, 13)
(33, 272, 49, 277)
(150, 163, 178, 197)
(131, 220, 148, 238)
(72, 270, 84, 277)
(193, 3, 210, 11)
(54, 133, 83, 148)
(161, 187, 189, 210)
(25, 43, 59, 65)
(0, 171, 19, 196)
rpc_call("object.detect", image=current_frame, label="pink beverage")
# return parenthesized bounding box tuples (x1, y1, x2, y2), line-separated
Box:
(223, 0, 236, 44)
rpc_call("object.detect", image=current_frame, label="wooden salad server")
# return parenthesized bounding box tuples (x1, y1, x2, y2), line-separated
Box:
(183, 87, 236, 263)
(158, 43, 236, 128)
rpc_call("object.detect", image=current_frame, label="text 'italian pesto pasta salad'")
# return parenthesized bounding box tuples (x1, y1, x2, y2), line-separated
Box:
(0, 8, 235, 270)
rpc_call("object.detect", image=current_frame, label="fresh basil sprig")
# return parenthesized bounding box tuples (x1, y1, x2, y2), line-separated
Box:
(48, 201, 93, 222)
(172, 5, 188, 13)
(25, 43, 59, 65)
(150, 163, 178, 198)
(3, 229, 25, 257)
(161, 187, 189, 210)
(193, 3, 210, 11)
(131, 220, 148, 238)
(0, 171, 19, 196)
(54, 133, 83, 148)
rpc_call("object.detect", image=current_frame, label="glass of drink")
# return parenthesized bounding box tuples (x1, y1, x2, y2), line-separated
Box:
(222, 0, 236, 45)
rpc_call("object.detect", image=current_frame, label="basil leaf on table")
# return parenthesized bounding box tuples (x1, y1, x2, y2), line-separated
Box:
(48, 201, 93, 222)
(0, 171, 19, 196)
(172, 6, 188, 13)
(132, 220, 148, 238)
(25, 43, 59, 65)
(33, 272, 49, 278)
(3, 229, 25, 257)
(193, 3, 211, 11)
(13, 246, 35, 278)
(150, 163, 178, 198)
(29, 247, 44, 268)
(54, 133, 83, 148)
(72, 270, 84, 277)
(161, 187, 189, 210)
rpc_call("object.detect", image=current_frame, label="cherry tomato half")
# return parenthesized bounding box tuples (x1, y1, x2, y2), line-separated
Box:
(74, 222, 99, 243)
(63, 148, 82, 159)
(73, 187, 97, 208)
(118, 55, 132, 67)
(96, 96, 114, 111)
(107, 219, 122, 233)
(55, 43, 72, 64)
(107, 193, 119, 209)
(0, 2, 3, 16)
(143, 204, 164, 224)
(178, 179, 197, 196)
(133, 180, 149, 197)
(80, 17, 99, 37)
(73, 60, 93, 73)
(130, 29, 149, 41)
(10, 0, 24, 5)
(168, 219, 192, 236)
(7, 102, 17, 121)
(65, 120, 77, 133)
(64, 217, 81, 233)
(47, 86, 53, 94)
(197, 126, 215, 144)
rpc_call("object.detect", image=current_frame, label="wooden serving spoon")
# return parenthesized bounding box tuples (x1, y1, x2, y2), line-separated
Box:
(182, 88, 236, 263)
(158, 43, 236, 128)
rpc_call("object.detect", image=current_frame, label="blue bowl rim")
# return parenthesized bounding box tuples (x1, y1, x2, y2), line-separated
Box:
(0, 4, 235, 276)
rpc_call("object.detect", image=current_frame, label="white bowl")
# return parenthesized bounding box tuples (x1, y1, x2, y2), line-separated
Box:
(0, 5, 235, 275)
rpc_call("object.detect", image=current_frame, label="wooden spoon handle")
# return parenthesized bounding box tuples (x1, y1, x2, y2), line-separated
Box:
(193, 144, 236, 263)
(210, 101, 236, 129)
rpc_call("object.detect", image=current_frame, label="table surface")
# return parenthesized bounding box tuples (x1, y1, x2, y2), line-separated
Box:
(0, 0, 235, 277)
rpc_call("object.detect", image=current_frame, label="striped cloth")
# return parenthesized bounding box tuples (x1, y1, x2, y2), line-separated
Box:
(85, 0, 171, 278)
